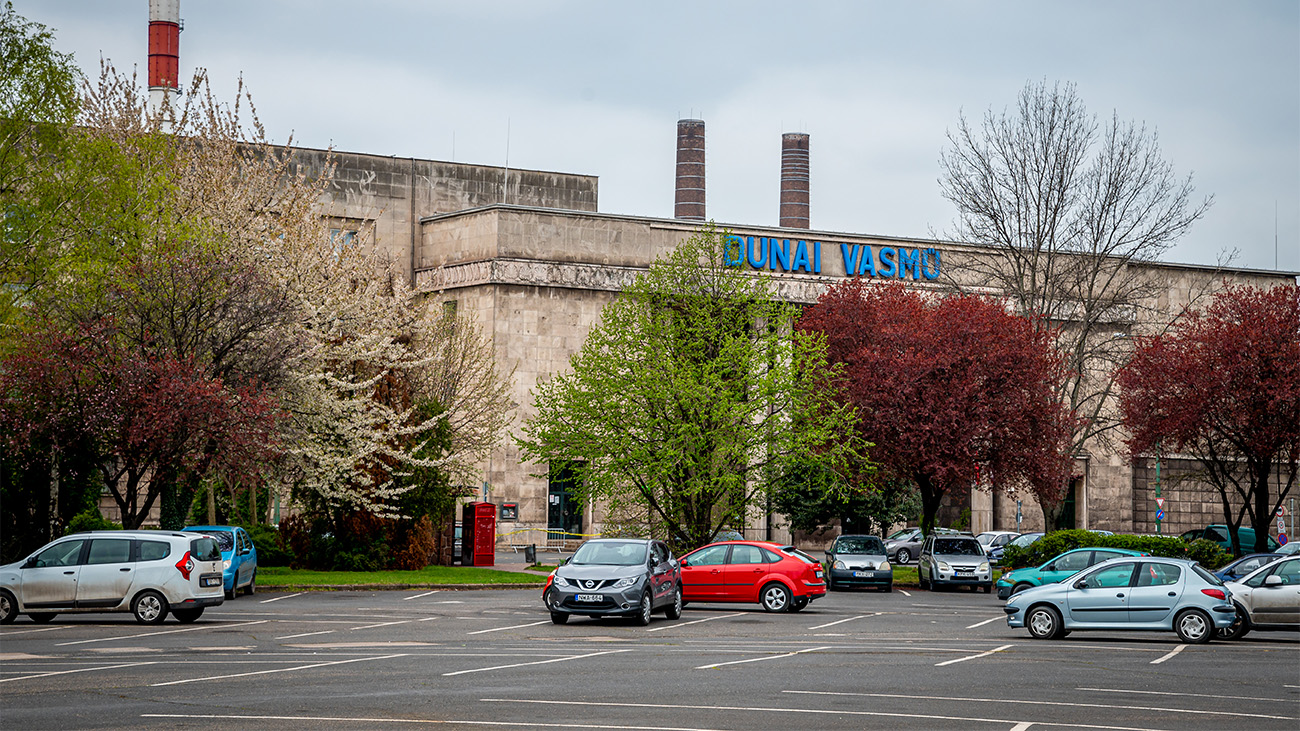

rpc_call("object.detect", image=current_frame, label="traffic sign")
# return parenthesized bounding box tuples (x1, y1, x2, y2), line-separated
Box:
(1280, 534, 1289, 546)
(1155, 497, 1165, 509)
(1277, 506, 1287, 517)
(1156, 509, 1165, 521)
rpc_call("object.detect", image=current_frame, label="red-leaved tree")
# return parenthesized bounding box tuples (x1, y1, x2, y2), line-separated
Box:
(799, 280, 1074, 535)
(0, 323, 281, 529)
(1118, 283, 1300, 555)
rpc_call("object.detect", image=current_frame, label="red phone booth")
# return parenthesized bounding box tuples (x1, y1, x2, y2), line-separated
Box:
(461, 502, 496, 566)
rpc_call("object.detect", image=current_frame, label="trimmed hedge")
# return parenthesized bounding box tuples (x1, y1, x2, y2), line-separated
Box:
(1000, 529, 1230, 571)
(241, 523, 295, 567)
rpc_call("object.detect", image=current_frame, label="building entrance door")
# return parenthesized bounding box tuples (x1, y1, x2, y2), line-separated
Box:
(1054, 479, 1078, 531)
(547, 462, 583, 542)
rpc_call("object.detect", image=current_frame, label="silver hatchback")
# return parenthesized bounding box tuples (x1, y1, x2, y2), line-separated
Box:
(1004, 556, 1236, 643)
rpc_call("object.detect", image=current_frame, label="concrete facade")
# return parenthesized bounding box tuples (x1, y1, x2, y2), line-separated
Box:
(298, 148, 1296, 550)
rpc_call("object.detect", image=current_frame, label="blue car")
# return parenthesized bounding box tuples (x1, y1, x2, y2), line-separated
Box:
(1003, 556, 1236, 644)
(181, 526, 257, 599)
(1214, 553, 1283, 582)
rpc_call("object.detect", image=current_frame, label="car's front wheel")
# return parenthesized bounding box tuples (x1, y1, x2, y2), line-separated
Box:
(760, 582, 791, 613)
(1217, 605, 1251, 640)
(0, 590, 17, 624)
(1174, 608, 1214, 644)
(1026, 605, 1064, 640)
(550, 611, 569, 625)
(635, 591, 653, 626)
(173, 608, 204, 623)
(896, 549, 911, 564)
(1011, 583, 1032, 596)
(29, 612, 57, 624)
(132, 590, 169, 625)
(665, 586, 683, 620)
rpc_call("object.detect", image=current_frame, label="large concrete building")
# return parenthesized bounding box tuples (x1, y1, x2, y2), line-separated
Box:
(302, 124, 1296, 549)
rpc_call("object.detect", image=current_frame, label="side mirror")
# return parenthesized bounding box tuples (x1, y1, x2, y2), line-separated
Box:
(21, 557, 37, 570)
(824, 551, 833, 558)
(1263, 575, 1283, 587)
(558, 557, 568, 566)
(1073, 580, 1088, 590)
(680, 558, 691, 568)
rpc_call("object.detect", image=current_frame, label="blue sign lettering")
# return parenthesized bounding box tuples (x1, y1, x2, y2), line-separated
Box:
(719, 236, 939, 280)
(791, 240, 811, 272)
(769, 238, 791, 271)
(922, 248, 940, 280)
(857, 245, 877, 277)
(898, 248, 921, 280)
(877, 247, 897, 278)
(724, 236, 744, 266)
(746, 236, 766, 269)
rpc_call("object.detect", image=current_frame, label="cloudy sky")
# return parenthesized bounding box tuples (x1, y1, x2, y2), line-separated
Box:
(17, 0, 1300, 272)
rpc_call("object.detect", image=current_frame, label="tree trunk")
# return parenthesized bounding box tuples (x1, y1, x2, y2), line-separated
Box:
(917, 475, 942, 536)
(48, 442, 60, 542)
(1253, 460, 1274, 554)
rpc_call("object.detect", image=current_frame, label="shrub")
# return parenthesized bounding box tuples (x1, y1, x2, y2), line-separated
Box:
(241, 523, 294, 567)
(999, 529, 1232, 571)
(64, 507, 121, 534)
(1184, 538, 1231, 570)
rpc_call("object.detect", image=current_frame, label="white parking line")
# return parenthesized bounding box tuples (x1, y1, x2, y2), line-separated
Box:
(403, 590, 440, 601)
(150, 653, 407, 686)
(260, 592, 303, 603)
(443, 649, 631, 677)
(783, 690, 1297, 722)
(480, 698, 1171, 731)
(55, 620, 268, 646)
(897, 589, 912, 596)
(646, 614, 727, 633)
(965, 616, 1002, 629)
(348, 620, 410, 631)
(466, 620, 550, 635)
(0, 661, 158, 684)
(1150, 644, 1186, 665)
(0, 625, 72, 636)
(934, 643, 1012, 666)
(1078, 687, 1298, 704)
(808, 615, 871, 630)
(696, 646, 829, 670)
(143, 713, 729, 730)
(274, 630, 335, 640)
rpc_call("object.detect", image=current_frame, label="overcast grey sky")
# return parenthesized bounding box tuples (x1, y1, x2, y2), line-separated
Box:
(17, 0, 1300, 272)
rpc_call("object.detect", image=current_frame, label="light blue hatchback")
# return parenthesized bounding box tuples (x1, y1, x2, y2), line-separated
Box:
(181, 526, 257, 599)
(1003, 556, 1236, 644)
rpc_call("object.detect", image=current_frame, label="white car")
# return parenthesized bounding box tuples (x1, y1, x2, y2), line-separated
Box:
(1219, 556, 1300, 639)
(0, 530, 225, 625)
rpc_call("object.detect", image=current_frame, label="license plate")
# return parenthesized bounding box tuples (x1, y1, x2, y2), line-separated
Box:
(814, 570, 824, 578)
(575, 594, 603, 602)
(852, 571, 869, 578)
(956, 571, 974, 577)
(202, 576, 222, 587)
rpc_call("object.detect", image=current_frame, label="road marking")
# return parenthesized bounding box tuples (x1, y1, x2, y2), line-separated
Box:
(0, 625, 71, 636)
(480, 698, 1172, 730)
(274, 630, 335, 640)
(443, 649, 631, 677)
(467, 620, 550, 635)
(784, 690, 1298, 721)
(150, 653, 407, 686)
(696, 646, 830, 670)
(1009, 724, 1033, 731)
(647, 614, 727, 633)
(55, 620, 268, 646)
(418, 617, 437, 622)
(898, 589, 912, 596)
(1, 661, 158, 684)
(348, 620, 410, 631)
(142, 713, 729, 730)
(260, 592, 303, 603)
(808, 615, 870, 630)
(965, 616, 1002, 629)
(934, 643, 1013, 666)
(1078, 687, 1299, 704)
(403, 590, 440, 601)
(1150, 644, 1187, 665)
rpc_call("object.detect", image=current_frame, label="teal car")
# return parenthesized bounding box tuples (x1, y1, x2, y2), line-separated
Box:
(996, 547, 1147, 600)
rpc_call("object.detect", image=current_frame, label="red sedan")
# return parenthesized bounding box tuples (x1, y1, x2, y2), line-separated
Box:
(678, 541, 826, 612)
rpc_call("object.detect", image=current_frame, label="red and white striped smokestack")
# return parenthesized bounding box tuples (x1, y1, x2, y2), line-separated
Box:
(779, 133, 810, 229)
(148, 0, 181, 115)
(674, 119, 705, 221)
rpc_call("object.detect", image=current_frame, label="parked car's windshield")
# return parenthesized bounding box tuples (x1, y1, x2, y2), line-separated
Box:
(571, 540, 648, 566)
(189, 537, 222, 562)
(782, 547, 819, 564)
(1010, 533, 1043, 548)
(835, 537, 885, 554)
(934, 538, 983, 556)
(1191, 564, 1223, 586)
(201, 531, 234, 552)
(887, 529, 917, 541)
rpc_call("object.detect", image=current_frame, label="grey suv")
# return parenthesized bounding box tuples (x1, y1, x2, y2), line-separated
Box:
(918, 535, 992, 593)
(544, 539, 683, 625)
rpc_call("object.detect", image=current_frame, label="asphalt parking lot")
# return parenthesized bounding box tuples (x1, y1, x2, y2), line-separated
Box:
(1, 586, 1296, 730)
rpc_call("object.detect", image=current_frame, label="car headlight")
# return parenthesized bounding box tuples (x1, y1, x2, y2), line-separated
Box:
(833, 560, 846, 570)
(978, 562, 990, 572)
(879, 561, 890, 571)
(554, 576, 571, 587)
(937, 561, 951, 572)
(612, 577, 638, 589)
(223, 559, 232, 570)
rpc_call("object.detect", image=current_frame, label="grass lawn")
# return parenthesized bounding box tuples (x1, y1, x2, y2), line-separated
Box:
(257, 565, 547, 587)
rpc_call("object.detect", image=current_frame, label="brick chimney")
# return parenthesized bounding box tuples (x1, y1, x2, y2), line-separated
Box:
(779, 133, 810, 229)
(674, 119, 705, 221)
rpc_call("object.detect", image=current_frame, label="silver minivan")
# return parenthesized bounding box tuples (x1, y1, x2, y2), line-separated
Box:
(918, 534, 993, 593)
(0, 530, 225, 624)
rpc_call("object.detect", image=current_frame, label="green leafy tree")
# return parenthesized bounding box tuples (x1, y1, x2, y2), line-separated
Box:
(518, 225, 859, 552)
(776, 468, 920, 540)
